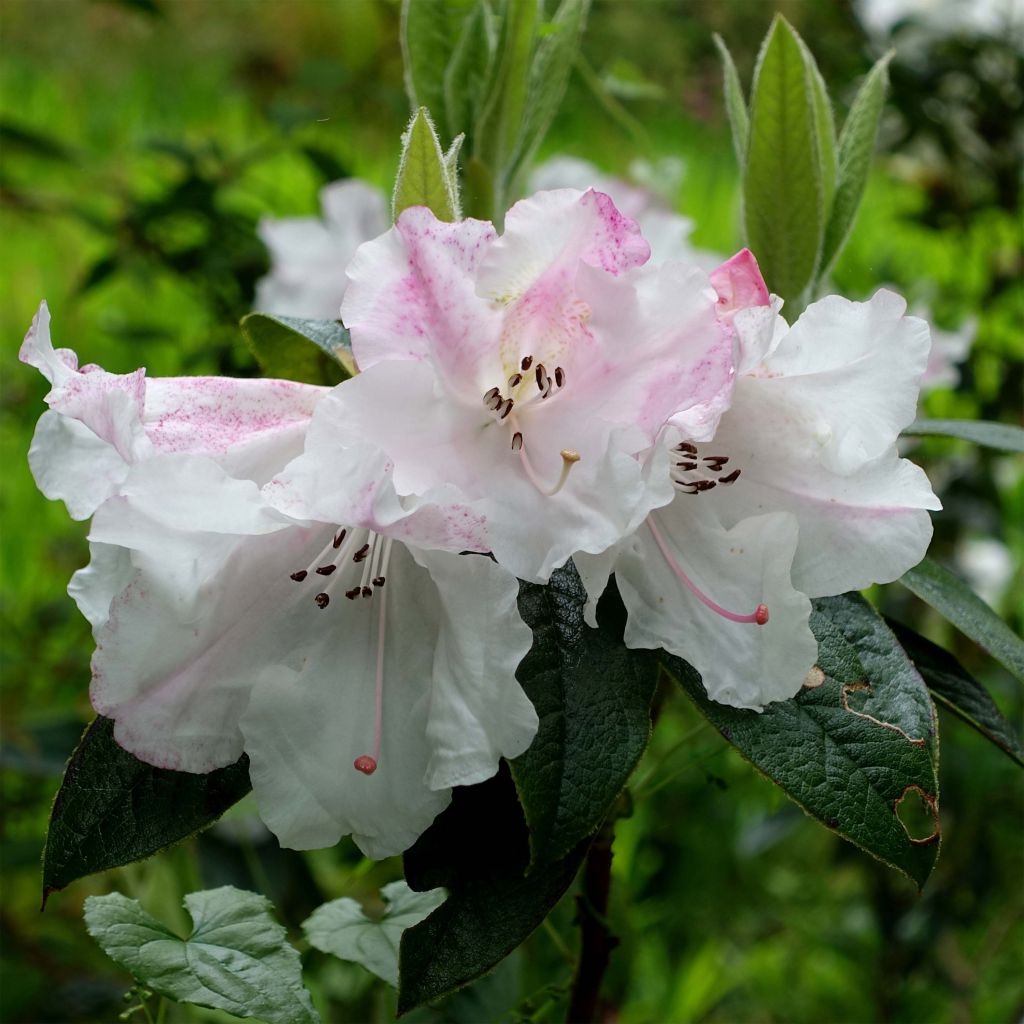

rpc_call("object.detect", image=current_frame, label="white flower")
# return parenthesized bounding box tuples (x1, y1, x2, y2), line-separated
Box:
(578, 252, 941, 709)
(255, 180, 389, 319)
(24, 302, 537, 856)
(335, 188, 735, 581)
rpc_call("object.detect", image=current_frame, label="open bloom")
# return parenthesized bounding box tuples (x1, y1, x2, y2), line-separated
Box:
(24, 304, 537, 856)
(255, 180, 389, 319)
(334, 187, 734, 581)
(578, 251, 941, 709)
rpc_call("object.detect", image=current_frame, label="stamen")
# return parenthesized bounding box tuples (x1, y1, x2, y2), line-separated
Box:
(647, 516, 768, 626)
(353, 539, 392, 777)
(333, 529, 347, 549)
(521, 355, 533, 371)
(719, 469, 741, 485)
(511, 431, 523, 451)
(535, 364, 547, 391)
(675, 442, 698, 455)
(483, 386, 501, 406)
(353, 543, 371, 563)
(498, 397, 514, 420)
(676, 461, 698, 471)
(372, 576, 386, 587)
(290, 570, 308, 582)
(362, 587, 373, 598)
(508, 372, 522, 388)
(345, 587, 361, 600)
(554, 366, 565, 388)
(315, 564, 337, 575)
(314, 593, 330, 609)
(703, 456, 729, 471)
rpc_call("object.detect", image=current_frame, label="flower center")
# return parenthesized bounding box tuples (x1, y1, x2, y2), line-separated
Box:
(480, 353, 581, 495)
(671, 441, 741, 494)
(288, 528, 393, 775)
(647, 515, 769, 626)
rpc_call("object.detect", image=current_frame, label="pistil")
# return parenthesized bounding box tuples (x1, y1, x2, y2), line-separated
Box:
(647, 516, 769, 625)
(353, 538, 393, 776)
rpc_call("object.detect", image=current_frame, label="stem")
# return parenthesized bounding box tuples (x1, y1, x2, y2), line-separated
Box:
(566, 819, 618, 1024)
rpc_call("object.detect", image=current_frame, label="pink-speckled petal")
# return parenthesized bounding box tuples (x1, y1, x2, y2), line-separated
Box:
(709, 248, 771, 315)
(341, 208, 499, 388)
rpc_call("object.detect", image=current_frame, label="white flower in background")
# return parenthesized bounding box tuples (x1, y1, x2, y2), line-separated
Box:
(578, 252, 941, 710)
(19, 301, 325, 519)
(23, 303, 537, 856)
(918, 310, 976, 394)
(255, 180, 389, 319)
(955, 536, 1015, 610)
(855, 0, 1017, 40)
(335, 188, 735, 582)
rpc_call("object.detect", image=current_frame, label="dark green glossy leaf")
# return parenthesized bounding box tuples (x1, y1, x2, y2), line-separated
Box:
(511, 567, 657, 866)
(85, 887, 318, 1024)
(663, 593, 941, 888)
(900, 558, 1024, 683)
(43, 717, 251, 899)
(240, 312, 354, 386)
(398, 767, 587, 1015)
(889, 621, 1024, 767)
(713, 34, 748, 166)
(743, 15, 824, 309)
(819, 51, 892, 279)
(903, 418, 1024, 453)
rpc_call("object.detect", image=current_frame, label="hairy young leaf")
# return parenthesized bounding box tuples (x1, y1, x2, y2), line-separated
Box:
(85, 887, 318, 1024)
(889, 621, 1024, 767)
(443, 1, 501, 149)
(401, 0, 478, 122)
(903, 418, 1024, 453)
(398, 766, 587, 1015)
(393, 108, 461, 223)
(663, 593, 941, 888)
(900, 558, 1024, 683)
(303, 881, 446, 988)
(506, 0, 590, 190)
(43, 717, 251, 899)
(241, 313, 354, 385)
(799, 37, 838, 218)
(512, 566, 657, 866)
(819, 51, 892, 279)
(743, 15, 824, 310)
(713, 34, 749, 166)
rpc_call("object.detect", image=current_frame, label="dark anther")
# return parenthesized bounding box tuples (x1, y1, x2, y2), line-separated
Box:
(511, 431, 523, 451)
(314, 593, 330, 609)
(703, 455, 729, 471)
(535, 364, 546, 390)
(521, 355, 533, 371)
(345, 587, 361, 600)
(508, 372, 522, 388)
(373, 576, 386, 587)
(483, 386, 500, 405)
(353, 543, 371, 563)
(675, 442, 698, 455)
(333, 529, 347, 548)
(315, 564, 337, 576)
(290, 570, 308, 582)
(675, 461, 698, 472)
(499, 398, 514, 420)
(692, 480, 716, 492)
(554, 366, 565, 388)
(719, 469, 741, 485)
(362, 587, 373, 598)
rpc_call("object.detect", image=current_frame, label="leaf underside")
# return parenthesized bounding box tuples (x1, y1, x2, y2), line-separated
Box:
(241, 312, 354, 385)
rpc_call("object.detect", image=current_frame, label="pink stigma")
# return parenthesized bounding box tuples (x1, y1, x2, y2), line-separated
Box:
(353, 756, 377, 775)
(647, 516, 770, 626)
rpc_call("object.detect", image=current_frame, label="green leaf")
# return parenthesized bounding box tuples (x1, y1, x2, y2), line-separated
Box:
(662, 593, 941, 888)
(889, 621, 1024, 767)
(798, 36, 838, 219)
(713, 34, 749, 166)
(742, 15, 825, 310)
(443, 1, 502, 149)
(398, 766, 587, 1015)
(900, 558, 1024, 683)
(84, 887, 318, 1024)
(240, 313, 354, 386)
(511, 567, 657, 866)
(902, 418, 1024, 453)
(43, 717, 251, 899)
(509, 0, 590, 187)
(393, 107, 461, 223)
(819, 51, 892, 279)
(303, 881, 446, 988)
(400, 0, 478, 123)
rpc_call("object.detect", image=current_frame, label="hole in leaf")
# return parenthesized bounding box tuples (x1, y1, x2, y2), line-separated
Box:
(895, 785, 940, 845)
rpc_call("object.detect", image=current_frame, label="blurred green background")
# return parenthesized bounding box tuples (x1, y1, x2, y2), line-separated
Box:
(1, 1, 1022, 1022)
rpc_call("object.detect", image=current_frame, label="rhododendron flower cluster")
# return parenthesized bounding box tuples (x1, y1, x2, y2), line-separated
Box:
(22, 186, 938, 856)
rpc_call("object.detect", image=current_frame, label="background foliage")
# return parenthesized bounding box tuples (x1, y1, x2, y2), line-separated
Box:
(1, 1, 1021, 1021)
